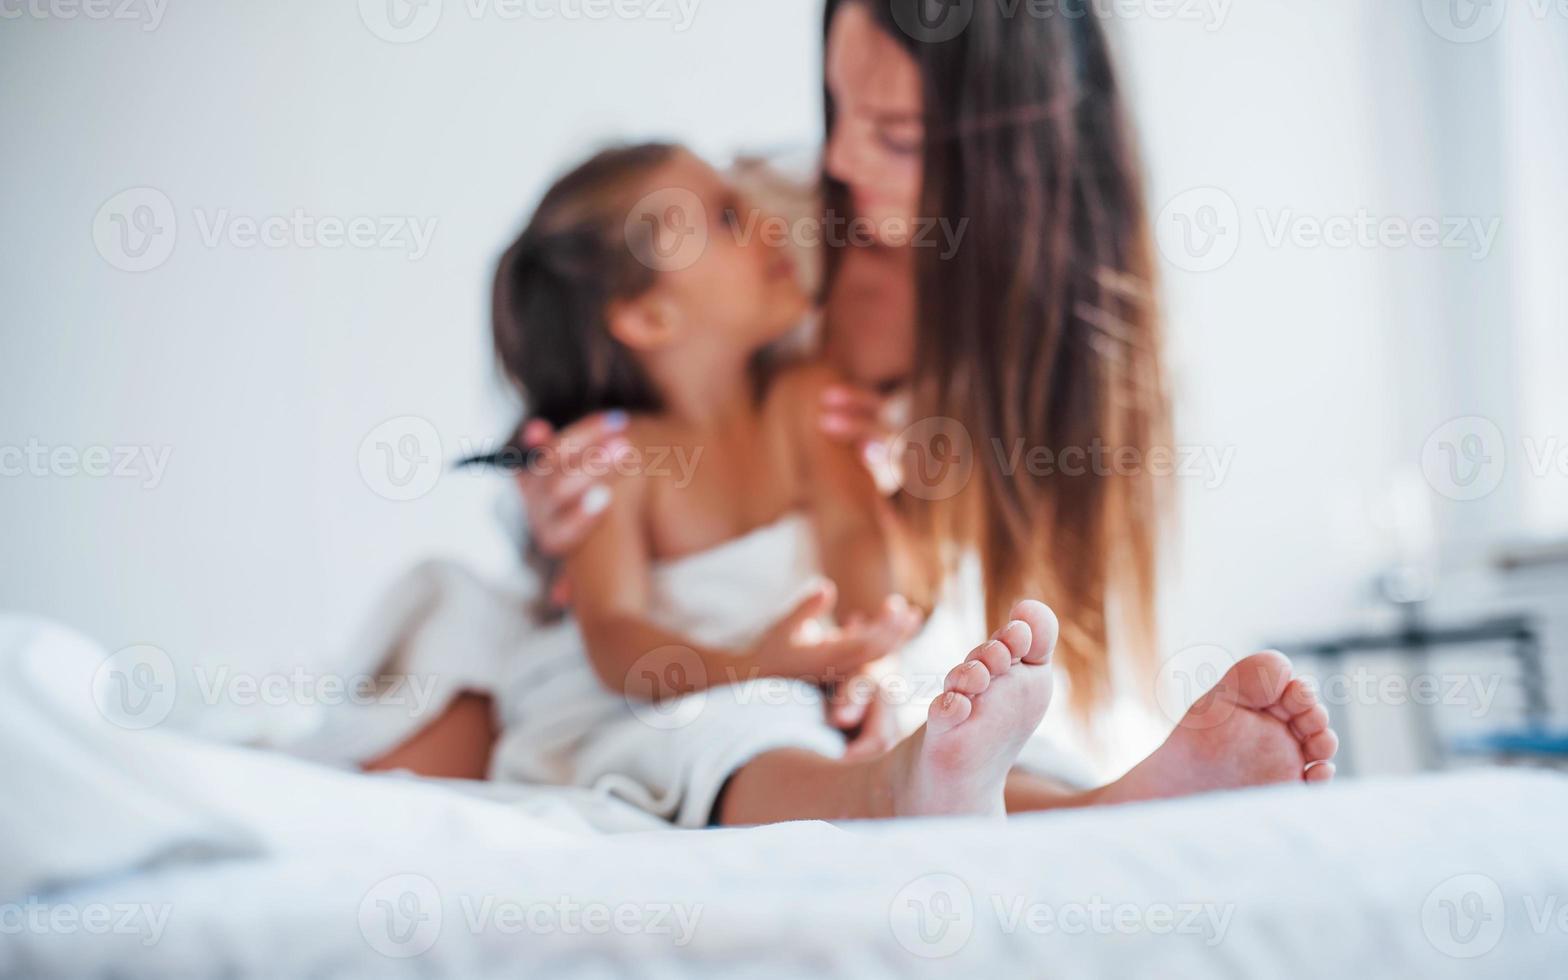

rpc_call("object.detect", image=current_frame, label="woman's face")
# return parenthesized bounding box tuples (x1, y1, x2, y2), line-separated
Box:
(824, 3, 925, 240)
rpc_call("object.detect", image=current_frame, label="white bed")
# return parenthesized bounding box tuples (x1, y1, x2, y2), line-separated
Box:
(5, 616, 1567, 979)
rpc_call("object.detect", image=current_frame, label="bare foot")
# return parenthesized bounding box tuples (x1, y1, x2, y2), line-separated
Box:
(1099, 651, 1339, 805)
(882, 600, 1057, 817)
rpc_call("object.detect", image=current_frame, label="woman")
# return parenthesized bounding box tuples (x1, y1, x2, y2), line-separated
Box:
(371, 0, 1338, 813)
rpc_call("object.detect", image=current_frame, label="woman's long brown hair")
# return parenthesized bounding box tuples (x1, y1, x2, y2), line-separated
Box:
(823, 0, 1171, 721)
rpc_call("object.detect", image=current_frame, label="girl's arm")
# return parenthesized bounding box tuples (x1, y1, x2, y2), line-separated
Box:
(562, 476, 733, 701)
(564, 461, 901, 701)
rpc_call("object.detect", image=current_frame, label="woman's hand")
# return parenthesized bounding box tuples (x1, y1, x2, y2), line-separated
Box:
(818, 384, 907, 497)
(513, 412, 633, 557)
(746, 581, 921, 684)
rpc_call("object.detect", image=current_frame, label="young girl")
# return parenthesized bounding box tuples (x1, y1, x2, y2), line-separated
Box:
(483, 143, 1059, 825)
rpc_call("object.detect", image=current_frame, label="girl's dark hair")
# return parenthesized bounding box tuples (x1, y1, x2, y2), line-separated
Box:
(492, 142, 678, 435)
(822, 0, 1171, 720)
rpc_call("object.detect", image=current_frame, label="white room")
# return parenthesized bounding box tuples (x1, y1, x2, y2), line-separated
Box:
(3, 0, 1566, 975)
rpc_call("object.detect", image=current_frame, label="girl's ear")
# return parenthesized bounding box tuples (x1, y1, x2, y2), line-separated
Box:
(607, 295, 684, 351)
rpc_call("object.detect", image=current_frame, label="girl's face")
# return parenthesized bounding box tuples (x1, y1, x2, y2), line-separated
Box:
(824, 3, 925, 241)
(631, 151, 809, 353)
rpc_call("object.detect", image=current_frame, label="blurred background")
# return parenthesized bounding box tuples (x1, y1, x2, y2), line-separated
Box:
(2, 0, 1565, 777)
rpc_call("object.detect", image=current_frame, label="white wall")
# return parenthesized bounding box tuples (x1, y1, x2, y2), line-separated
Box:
(2, 1, 1561, 744)
(0, 0, 821, 673)
(1118, 1, 1395, 656)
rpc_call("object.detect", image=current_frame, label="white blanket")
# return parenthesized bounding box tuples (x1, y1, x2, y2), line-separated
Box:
(4, 614, 1568, 978)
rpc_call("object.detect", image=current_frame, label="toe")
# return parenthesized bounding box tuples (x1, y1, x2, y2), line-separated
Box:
(1267, 678, 1318, 723)
(972, 638, 1013, 677)
(945, 659, 991, 696)
(1290, 703, 1331, 739)
(926, 690, 973, 735)
(992, 620, 1032, 664)
(1303, 760, 1336, 783)
(1219, 650, 1294, 710)
(1302, 728, 1339, 763)
(1009, 600, 1058, 664)
(1280, 677, 1319, 715)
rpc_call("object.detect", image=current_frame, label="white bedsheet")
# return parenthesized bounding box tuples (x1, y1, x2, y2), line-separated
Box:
(5, 615, 1568, 978)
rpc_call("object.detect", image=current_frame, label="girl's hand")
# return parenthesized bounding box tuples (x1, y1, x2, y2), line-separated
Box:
(746, 582, 921, 684)
(513, 412, 634, 557)
(825, 596, 922, 753)
(839, 681, 899, 761)
(818, 384, 907, 497)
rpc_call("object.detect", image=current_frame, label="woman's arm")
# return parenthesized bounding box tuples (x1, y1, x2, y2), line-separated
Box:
(769, 364, 924, 733)
(775, 364, 903, 615)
